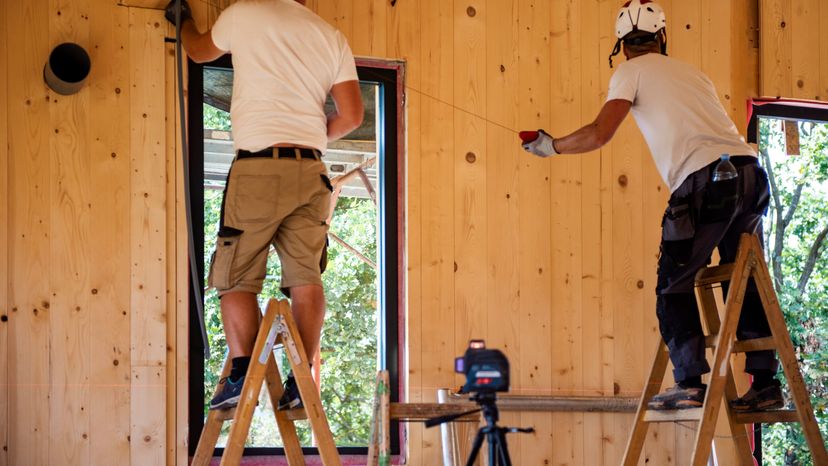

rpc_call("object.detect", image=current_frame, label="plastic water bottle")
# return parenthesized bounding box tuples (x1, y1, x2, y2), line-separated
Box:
(712, 154, 738, 182)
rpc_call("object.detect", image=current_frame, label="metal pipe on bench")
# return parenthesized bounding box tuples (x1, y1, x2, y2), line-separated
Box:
(438, 389, 460, 466)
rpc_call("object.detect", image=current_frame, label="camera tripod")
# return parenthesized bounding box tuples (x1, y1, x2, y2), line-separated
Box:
(426, 392, 534, 466)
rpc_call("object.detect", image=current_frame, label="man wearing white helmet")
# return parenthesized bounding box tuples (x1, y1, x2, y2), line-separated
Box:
(521, 0, 782, 411)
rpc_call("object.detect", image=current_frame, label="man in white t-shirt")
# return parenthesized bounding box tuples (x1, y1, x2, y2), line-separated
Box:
(166, 0, 364, 410)
(521, 0, 782, 412)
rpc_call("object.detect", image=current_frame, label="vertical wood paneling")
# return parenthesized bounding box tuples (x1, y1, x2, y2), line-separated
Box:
(351, 0, 386, 57)
(761, 0, 793, 97)
(454, 0, 486, 116)
(7, 0, 52, 464)
(0, 0, 8, 462)
(88, 3, 131, 464)
(550, 1, 585, 464)
(129, 8, 167, 368)
(791, 0, 820, 99)
(485, 125, 522, 464)
(822, 0, 828, 99)
(517, 0, 553, 462)
(484, 0, 521, 459)
(453, 110, 487, 358)
(129, 7, 167, 464)
(580, 0, 609, 464)
(418, 0, 455, 463)
(49, 0, 93, 463)
(130, 366, 166, 465)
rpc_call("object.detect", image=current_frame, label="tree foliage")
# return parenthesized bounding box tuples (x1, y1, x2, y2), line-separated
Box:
(759, 118, 828, 466)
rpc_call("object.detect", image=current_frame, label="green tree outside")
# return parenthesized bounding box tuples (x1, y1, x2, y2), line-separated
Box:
(759, 118, 828, 466)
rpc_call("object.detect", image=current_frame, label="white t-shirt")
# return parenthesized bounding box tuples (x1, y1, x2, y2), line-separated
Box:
(211, 0, 359, 152)
(607, 53, 756, 193)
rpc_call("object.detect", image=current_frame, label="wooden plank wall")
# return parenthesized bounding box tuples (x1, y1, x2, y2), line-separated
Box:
(0, 1, 186, 465)
(760, 0, 828, 100)
(307, 0, 760, 464)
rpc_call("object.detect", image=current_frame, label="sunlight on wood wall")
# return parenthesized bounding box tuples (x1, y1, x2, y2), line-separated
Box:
(0, 1, 185, 465)
(760, 0, 828, 100)
(307, 0, 761, 464)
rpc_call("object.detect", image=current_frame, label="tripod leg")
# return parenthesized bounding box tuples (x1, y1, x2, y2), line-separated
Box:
(496, 428, 512, 466)
(466, 429, 486, 466)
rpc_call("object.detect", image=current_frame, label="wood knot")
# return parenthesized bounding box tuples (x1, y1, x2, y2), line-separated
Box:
(685, 24, 691, 30)
(797, 79, 804, 89)
(780, 21, 786, 28)
(613, 382, 621, 395)
(500, 64, 506, 73)
(465, 152, 477, 163)
(637, 280, 645, 289)
(466, 6, 476, 17)
(617, 174, 628, 187)
(91, 289, 98, 295)
(0, 315, 7, 322)
(115, 87, 121, 94)
(113, 359, 120, 366)
(143, 435, 151, 443)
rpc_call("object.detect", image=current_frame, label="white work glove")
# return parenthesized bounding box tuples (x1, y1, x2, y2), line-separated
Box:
(519, 129, 559, 157)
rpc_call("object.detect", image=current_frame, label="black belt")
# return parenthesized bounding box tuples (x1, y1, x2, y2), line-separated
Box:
(236, 147, 321, 161)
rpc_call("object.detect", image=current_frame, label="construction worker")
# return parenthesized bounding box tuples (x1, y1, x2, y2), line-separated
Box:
(521, 0, 782, 411)
(165, 0, 364, 410)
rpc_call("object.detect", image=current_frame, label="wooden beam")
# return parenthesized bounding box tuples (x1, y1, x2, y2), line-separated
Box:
(328, 232, 377, 269)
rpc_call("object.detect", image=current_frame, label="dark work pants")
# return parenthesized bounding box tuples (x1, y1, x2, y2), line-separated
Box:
(656, 157, 779, 382)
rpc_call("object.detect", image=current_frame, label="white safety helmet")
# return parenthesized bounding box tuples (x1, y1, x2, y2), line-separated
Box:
(609, 0, 667, 68)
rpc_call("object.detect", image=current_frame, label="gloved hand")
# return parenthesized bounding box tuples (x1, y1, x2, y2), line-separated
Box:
(519, 129, 559, 157)
(165, 0, 193, 26)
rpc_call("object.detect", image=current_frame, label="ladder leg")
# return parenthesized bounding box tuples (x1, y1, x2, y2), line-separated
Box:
(750, 237, 828, 464)
(696, 284, 755, 466)
(264, 353, 305, 466)
(276, 299, 342, 466)
(691, 249, 753, 466)
(220, 301, 280, 466)
(622, 339, 670, 466)
(192, 357, 232, 466)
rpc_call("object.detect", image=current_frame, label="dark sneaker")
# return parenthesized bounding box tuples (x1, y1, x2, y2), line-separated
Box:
(277, 374, 304, 411)
(730, 379, 784, 412)
(647, 384, 706, 410)
(209, 376, 244, 410)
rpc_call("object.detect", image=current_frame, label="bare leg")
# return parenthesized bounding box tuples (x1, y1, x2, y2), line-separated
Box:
(220, 291, 260, 358)
(288, 284, 326, 361)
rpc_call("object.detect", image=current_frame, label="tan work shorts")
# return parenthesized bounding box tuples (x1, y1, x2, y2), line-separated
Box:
(207, 155, 332, 296)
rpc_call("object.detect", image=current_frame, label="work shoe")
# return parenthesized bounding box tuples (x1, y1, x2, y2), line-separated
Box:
(278, 374, 304, 411)
(647, 384, 706, 410)
(730, 379, 784, 412)
(210, 376, 244, 410)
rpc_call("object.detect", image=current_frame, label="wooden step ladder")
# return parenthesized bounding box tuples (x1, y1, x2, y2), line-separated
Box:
(192, 298, 341, 466)
(622, 234, 828, 466)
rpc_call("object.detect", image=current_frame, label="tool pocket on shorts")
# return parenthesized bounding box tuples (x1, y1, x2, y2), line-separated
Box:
(207, 230, 241, 290)
(320, 174, 334, 193)
(227, 173, 281, 224)
(661, 197, 695, 267)
(700, 178, 739, 224)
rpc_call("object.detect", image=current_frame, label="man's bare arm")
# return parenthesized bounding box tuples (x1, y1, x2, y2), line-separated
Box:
(179, 20, 226, 64)
(327, 80, 364, 142)
(553, 99, 632, 154)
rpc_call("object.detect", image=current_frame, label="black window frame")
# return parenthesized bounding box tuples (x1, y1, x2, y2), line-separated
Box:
(745, 99, 828, 466)
(187, 55, 406, 459)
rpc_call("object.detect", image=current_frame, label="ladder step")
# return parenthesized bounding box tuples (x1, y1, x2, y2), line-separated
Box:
(733, 409, 799, 424)
(695, 263, 735, 287)
(643, 408, 703, 423)
(284, 408, 308, 421)
(704, 335, 776, 352)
